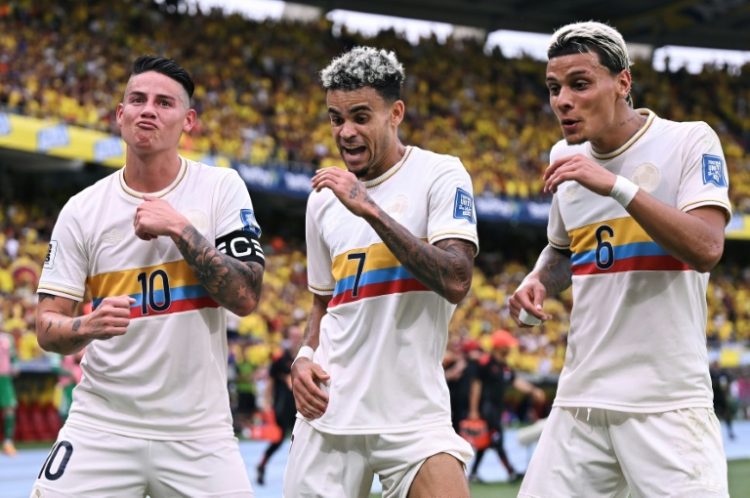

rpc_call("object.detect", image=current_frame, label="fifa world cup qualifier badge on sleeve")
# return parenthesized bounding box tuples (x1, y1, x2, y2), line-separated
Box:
(702, 154, 727, 187)
(453, 187, 475, 223)
(44, 240, 58, 270)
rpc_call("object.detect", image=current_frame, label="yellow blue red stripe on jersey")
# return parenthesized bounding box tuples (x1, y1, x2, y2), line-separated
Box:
(87, 259, 218, 318)
(569, 216, 690, 275)
(329, 242, 427, 308)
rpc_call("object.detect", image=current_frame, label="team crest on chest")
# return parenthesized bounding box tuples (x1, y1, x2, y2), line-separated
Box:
(632, 163, 661, 193)
(385, 194, 409, 218)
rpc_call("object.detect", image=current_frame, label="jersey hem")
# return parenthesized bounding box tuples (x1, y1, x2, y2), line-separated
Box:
(552, 398, 713, 413)
(304, 415, 451, 435)
(680, 199, 732, 220)
(65, 418, 235, 441)
(429, 232, 480, 255)
(308, 284, 334, 295)
(36, 284, 84, 301)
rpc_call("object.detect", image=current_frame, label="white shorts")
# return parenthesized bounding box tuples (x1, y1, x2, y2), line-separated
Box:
(30, 424, 254, 498)
(282, 418, 474, 498)
(519, 406, 728, 498)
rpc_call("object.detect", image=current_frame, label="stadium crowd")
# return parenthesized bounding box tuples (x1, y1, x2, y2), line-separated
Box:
(1, 0, 749, 443)
(2, 0, 750, 208)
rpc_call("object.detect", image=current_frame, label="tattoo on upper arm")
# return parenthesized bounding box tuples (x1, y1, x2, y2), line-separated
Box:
(175, 225, 263, 310)
(72, 319, 81, 332)
(38, 293, 57, 303)
(374, 208, 475, 301)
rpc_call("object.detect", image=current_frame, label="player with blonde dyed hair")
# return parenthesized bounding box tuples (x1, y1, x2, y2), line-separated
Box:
(284, 46, 478, 497)
(509, 21, 731, 497)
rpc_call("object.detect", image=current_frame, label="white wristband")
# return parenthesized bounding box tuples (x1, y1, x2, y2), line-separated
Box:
(292, 345, 315, 367)
(610, 175, 639, 208)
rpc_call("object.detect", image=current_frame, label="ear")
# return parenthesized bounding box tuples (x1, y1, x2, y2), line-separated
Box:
(390, 99, 405, 127)
(115, 102, 124, 128)
(616, 69, 632, 102)
(183, 108, 197, 133)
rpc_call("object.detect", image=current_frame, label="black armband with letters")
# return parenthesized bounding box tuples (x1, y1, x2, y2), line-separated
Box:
(216, 230, 265, 266)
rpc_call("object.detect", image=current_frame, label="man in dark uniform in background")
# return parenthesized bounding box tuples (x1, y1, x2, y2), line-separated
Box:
(256, 325, 301, 485)
(467, 329, 545, 482)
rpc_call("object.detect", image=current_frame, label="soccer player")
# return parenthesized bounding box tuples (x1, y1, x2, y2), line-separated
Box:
(32, 56, 264, 497)
(509, 21, 731, 497)
(284, 46, 478, 498)
(255, 325, 301, 485)
(466, 329, 544, 483)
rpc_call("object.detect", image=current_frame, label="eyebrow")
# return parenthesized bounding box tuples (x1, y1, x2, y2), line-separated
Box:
(127, 91, 178, 102)
(546, 69, 592, 82)
(328, 104, 373, 115)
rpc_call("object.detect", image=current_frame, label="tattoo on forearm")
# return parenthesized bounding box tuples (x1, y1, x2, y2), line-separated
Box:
(175, 225, 263, 312)
(369, 208, 474, 302)
(535, 246, 572, 295)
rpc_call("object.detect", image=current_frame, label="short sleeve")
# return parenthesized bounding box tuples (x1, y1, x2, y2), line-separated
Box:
(427, 159, 479, 253)
(547, 194, 570, 250)
(215, 170, 262, 239)
(305, 192, 334, 295)
(677, 122, 732, 220)
(37, 198, 88, 301)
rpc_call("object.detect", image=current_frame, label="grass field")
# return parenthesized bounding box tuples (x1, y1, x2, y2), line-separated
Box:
(371, 459, 750, 497)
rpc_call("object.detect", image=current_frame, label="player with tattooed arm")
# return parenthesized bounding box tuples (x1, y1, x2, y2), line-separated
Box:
(33, 56, 263, 497)
(284, 46, 478, 498)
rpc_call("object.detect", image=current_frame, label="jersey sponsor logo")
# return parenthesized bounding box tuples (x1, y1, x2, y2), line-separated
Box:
(702, 154, 727, 187)
(453, 187, 475, 224)
(240, 208, 262, 238)
(216, 230, 265, 265)
(44, 241, 58, 270)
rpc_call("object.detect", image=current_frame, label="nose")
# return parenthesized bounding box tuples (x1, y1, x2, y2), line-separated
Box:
(555, 86, 574, 112)
(140, 99, 157, 118)
(339, 120, 357, 141)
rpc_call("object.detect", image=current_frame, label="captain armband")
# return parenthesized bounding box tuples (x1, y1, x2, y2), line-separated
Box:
(216, 230, 265, 266)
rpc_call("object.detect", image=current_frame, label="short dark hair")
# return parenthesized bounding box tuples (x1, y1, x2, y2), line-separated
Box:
(132, 55, 194, 99)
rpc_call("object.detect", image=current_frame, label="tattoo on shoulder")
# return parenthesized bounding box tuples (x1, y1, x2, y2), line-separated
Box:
(38, 293, 57, 302)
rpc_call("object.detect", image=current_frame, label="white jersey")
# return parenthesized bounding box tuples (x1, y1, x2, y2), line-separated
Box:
(38, 158, 260, 439)
(548, 109, 731, 412)
(306, 146, 479, 434)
